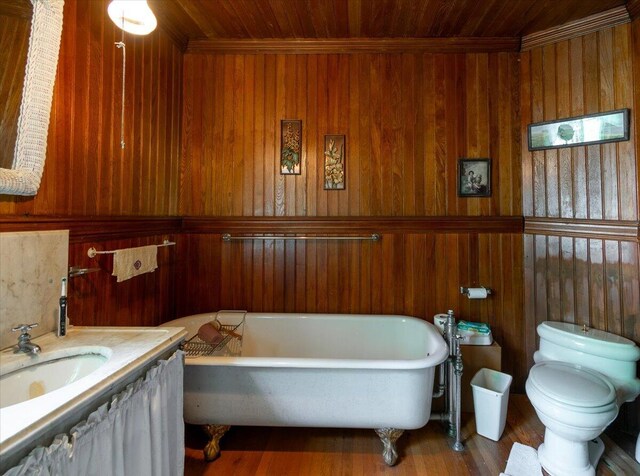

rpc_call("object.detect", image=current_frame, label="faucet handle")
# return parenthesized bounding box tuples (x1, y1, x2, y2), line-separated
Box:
(12, 323, 38, 334)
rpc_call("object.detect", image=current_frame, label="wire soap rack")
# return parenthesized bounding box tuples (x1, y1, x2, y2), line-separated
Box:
(181, 315, 245, 358)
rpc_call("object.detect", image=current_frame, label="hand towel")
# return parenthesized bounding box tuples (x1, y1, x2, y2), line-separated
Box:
(112, 245, 158, 282)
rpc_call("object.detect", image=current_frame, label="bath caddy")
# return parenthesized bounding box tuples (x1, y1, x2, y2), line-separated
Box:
(181, 317, 244, 357)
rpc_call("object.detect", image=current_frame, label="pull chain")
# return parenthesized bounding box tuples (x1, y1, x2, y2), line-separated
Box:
(115, 23, 125, 149)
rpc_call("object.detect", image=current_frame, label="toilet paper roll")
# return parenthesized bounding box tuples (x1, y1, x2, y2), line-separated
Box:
(433, 313, 449, 332)
(466, 287, 488, 299)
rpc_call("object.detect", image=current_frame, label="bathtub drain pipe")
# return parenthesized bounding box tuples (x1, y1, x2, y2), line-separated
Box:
(432, 361, 446, 399)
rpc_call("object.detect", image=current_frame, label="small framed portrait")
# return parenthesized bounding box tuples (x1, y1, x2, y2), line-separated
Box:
(457, 158, 491, 197)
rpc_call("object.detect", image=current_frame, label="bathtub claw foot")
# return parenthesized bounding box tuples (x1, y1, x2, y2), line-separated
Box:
(203, 424, 230, 461)
(375, 428, 404, 466)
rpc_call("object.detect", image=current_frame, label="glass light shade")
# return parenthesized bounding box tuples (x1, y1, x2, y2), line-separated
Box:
(108, 0, 157, 35)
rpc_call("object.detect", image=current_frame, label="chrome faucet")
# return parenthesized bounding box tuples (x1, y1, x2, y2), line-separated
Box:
(12, 323, 41, 355)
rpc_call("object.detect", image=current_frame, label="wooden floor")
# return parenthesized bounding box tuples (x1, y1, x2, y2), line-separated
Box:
(184, 395, 639, 475)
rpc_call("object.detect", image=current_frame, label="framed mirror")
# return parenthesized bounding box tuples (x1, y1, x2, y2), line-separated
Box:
(0, 0, 64, 196)
(0, 0, 31, 171)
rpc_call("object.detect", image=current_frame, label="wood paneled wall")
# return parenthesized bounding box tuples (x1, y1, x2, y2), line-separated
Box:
(68, 234, 178, 327)
(0, 0, 184, 329)
(521, 22, 639, 433)
(0, 0, 183, 216)
(177, 228, 526, 387)
(0, 10, 30, 169)
(521, 21, 639, 349)
(0, 216, 182, 328)
(521, 24, 637, 221)
(178, 49, 527, 389)
(180, 51, 521, 217)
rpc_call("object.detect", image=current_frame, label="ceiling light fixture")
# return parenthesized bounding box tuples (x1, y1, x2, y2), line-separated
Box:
(107, 0, 157, 36)
(107, 1, 157, 149)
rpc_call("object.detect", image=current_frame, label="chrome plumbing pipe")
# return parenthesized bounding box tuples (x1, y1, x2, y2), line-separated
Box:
(444, 310, 456, 438)
(429, 309, 465, 451)
(452, 333, 465, 451)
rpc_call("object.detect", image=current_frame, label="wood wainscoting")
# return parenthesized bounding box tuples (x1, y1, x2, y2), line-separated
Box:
(0, 216, 181, 328)
(178, 216, 527, 390)
(521, 20, 640, 435)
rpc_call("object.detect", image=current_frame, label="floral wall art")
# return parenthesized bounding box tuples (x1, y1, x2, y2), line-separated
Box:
(323, 135, 345, 190)
(281, 120, 302, 174)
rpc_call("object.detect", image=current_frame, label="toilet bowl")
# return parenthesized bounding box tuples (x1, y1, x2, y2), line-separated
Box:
(525, 322, 640, 476)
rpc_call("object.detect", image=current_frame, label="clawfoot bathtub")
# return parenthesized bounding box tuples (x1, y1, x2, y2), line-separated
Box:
(161, 311, 448, 466)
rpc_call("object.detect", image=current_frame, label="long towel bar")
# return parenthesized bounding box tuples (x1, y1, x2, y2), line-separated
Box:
(87, 240, 175, 258)
(222, 234, 381, 242)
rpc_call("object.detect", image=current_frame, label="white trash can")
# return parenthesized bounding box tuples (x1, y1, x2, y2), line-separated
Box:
(470, 368, 512, 441)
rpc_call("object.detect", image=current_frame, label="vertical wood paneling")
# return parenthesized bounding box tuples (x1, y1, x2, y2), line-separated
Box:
(521, 24, 638, 225)
(1, 0, 183, 337)
(179, 51, 521, 217)
(521, 23, 639, 335)
(522, 21, 640, 434)
(65, 233, 178, 327)
(524, 234, 640, 355)
(0, 0, 183, 216)
(177, 231, 526, 387)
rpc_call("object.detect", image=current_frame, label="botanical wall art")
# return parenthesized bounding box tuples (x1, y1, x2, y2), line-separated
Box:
(528, 109, 629, 151)
(281, 120, 302, 174)
(457, 158, 491, 197)
(323, 135, 345, 190)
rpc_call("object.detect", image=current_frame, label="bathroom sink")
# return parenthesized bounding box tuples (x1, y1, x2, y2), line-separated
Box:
(0, 350, 110, 409)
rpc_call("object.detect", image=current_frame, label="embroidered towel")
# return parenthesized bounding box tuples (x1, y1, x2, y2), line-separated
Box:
(112, 245, 158, 282)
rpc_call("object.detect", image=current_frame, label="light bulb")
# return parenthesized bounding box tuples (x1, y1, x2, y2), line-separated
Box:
(108, 0, 157, 36)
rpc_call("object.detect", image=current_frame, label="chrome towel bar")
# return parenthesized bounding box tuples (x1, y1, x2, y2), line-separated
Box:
(87, 239, 175, 258)
(222, 233, 381, 242)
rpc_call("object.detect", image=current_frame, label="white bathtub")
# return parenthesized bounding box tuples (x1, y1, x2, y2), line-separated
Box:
(161, 311, 448, 465)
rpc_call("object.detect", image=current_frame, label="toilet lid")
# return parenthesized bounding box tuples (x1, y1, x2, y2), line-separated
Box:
(528, 362, 616, 408)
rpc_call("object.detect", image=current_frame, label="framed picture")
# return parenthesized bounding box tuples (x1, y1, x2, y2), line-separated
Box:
(458, 158, 491, 197)
(528, 109, 629, 151)
(324, 135, 346, 190)
(281, 120, 302, 174)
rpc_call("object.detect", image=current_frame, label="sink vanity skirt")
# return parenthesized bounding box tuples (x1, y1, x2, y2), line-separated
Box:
(3, 351, 184, 476)
(0, 327, 187, 474)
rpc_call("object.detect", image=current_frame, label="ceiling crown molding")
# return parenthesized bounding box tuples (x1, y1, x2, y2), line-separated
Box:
(627, 0, 640, 20)
(521, 6, 630, 51)
(186, 37, 521, 55)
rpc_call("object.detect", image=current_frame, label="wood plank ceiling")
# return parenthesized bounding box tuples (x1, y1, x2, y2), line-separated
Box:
(150, 0, 627, 47)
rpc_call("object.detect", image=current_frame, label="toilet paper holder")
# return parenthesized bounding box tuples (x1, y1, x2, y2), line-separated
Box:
(460, 286, 492, 298)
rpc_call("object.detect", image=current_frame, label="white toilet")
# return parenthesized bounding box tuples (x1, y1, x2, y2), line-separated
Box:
(525, 321, 640, 476)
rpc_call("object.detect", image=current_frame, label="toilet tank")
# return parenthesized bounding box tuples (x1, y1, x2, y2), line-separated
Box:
(534, 321, 640, 394)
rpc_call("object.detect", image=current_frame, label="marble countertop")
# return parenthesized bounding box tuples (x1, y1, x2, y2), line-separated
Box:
(0, 326, 186, 462)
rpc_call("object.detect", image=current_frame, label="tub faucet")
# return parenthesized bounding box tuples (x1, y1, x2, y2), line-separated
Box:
(12, 323, 41, 355)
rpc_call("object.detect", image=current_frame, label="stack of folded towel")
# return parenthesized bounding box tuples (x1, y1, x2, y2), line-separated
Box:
(457, 320, 493, 345)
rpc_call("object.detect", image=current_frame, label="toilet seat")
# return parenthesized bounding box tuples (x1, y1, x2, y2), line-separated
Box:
(528, 361, 616, 413)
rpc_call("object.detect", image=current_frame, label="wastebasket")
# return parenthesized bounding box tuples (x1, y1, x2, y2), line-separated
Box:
(470, 368, 512, 441)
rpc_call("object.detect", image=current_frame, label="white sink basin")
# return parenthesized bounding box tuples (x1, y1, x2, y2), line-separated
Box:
(0, 350, 109, 409)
